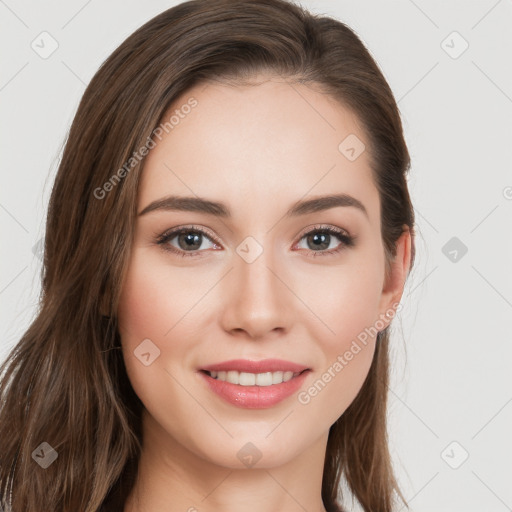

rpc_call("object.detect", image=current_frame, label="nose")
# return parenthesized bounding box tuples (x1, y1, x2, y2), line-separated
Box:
(219, 243, 293, 340)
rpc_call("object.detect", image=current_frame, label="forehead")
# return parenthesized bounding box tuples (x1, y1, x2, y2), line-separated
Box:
(138, 76, 380, 226)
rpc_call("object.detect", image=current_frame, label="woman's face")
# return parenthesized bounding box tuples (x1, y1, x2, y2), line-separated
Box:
(117, 75, 407, 469)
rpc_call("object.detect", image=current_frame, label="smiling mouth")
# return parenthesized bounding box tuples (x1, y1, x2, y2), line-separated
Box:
(200, 369, 309, 386)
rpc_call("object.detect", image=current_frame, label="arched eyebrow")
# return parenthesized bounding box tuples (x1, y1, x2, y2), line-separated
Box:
(138, 193, 368, 219)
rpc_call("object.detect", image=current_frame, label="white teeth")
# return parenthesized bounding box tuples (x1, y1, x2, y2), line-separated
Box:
(239, 372, 256, 385)
(207, 370, 300, 386)
(272, 371, 283, 384)
(283, 371, 294, 382)
(227, 370, 239, 384)
(255, 372, 272, 386)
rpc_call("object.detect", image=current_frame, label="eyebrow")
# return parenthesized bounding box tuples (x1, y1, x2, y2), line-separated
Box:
(138, 193, 368, 219)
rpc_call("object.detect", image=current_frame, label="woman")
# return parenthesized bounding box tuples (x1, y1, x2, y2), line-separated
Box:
(0, 0, 416, 510)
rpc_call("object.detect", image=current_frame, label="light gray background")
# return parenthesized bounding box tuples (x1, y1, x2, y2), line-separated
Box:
(1, 1, 511, 510)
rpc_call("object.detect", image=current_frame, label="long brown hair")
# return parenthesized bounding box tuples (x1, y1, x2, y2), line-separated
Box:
(0, 1, 416, 510)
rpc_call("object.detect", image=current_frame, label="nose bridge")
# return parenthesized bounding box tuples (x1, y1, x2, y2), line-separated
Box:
(238, 240, 278, 297)
(221, 234, 290, 337)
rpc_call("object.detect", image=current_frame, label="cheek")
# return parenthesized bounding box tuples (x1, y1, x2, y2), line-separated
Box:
(117, 248, 209, 345)
(116, 250, 194, 399)
(296, 286, 379, 429)
(292, 252, 383, 421)
(116, 251, 208, 437)
(295, 249, 384, 349)
(298, 345, 376, 432)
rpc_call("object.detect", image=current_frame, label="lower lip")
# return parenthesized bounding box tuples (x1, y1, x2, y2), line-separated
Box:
(198, 370, 311, 409)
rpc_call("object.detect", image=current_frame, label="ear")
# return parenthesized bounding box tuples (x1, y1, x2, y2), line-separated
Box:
(377, 225, 413, 327)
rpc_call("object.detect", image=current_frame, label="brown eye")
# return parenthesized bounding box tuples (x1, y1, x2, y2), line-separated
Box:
(295, 225, 355, 257)
(156, 226, 221, 257)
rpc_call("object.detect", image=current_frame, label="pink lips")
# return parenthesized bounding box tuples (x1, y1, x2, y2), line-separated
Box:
(198, 359, 311, 409)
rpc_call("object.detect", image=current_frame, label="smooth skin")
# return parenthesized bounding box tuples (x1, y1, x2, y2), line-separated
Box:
(119, 74, 412, 512)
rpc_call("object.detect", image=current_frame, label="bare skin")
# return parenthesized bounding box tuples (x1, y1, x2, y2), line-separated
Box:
(119, 74, 412, 512)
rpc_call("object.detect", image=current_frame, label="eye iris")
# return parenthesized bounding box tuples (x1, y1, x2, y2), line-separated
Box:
(308, 232, 330, 250)
(179, 232, 202, 250)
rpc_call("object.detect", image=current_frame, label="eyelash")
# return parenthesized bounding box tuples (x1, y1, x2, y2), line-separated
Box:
(155, 224, 356, 259)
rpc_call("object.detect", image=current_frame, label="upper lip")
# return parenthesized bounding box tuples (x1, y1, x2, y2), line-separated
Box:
(200, 359, 310, 374)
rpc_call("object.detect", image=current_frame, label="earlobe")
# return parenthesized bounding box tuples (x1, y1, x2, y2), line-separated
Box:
(378, 226, 413, 328)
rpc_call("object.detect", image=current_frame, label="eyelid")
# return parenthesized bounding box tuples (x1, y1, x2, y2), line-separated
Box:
(156, 224, 222, 246)
(156, 223, 355, 257)
(294, 223, 352, 241)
